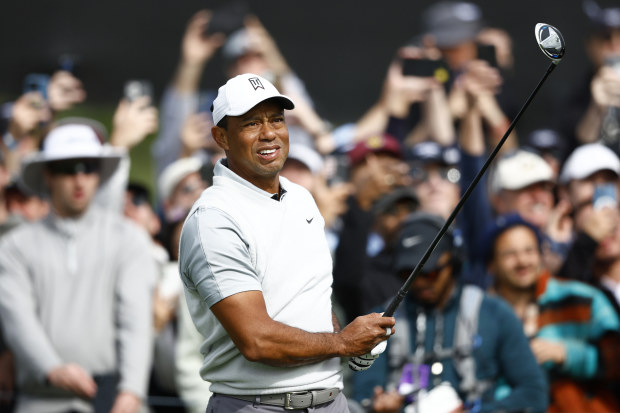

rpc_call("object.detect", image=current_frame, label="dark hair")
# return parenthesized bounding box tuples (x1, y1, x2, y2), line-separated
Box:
(217, 116, 228, 129)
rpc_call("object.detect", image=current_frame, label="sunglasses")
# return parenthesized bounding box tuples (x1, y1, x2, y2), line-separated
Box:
(47, 159, 101, 176)
(418, 261, 451, 281)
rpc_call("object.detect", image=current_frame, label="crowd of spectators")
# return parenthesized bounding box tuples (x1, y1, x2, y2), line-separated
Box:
(1, 1, 620, 412)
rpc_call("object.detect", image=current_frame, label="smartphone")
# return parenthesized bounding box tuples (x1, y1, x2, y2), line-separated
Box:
(402, 58, 450, 83)
(205, 1, 248, 36)
(57, 53, 81, 76)
(593, 183, 618, 210)
(123, 80, 153, 103)
(476, 43, 498, 67)
(23, 73, 50, 100)
(325, 154, 350, 186)
(605, 55, 620, 75)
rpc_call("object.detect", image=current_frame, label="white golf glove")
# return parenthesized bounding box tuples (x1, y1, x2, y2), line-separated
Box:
(349, 339, 388, 371)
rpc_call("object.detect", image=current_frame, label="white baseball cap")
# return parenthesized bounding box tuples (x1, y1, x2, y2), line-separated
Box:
(158, 157, 204, 201)
(490, 150, 554, 194)
(286, 143, 324, 174)
(559, 143, 620, 184)
(211, 73, 294, 126)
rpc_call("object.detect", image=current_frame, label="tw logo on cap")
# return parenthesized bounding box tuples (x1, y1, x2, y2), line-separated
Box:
(249, 77, 265, 91)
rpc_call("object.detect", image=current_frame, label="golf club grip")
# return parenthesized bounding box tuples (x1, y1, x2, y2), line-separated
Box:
(383, 62, 557, 318)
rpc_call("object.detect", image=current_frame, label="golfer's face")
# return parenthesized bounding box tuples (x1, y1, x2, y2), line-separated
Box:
(221, 100, 288, 193)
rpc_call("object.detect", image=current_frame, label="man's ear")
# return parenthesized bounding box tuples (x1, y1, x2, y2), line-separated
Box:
(211, 126, 229, 151)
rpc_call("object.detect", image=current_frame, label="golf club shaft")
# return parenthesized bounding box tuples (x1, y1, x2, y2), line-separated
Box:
(383, 61, 558, 317)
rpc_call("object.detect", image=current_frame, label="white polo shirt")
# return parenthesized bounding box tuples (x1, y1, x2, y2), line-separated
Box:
(179, 160, 342, 395)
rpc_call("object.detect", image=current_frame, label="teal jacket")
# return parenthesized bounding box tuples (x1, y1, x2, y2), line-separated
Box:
(534, 272, 620, 379)
(353, 283, 548, 413)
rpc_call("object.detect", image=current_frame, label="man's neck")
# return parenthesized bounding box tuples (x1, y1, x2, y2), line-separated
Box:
(495, 282, 536, 319)
(603, 259, 620, 282)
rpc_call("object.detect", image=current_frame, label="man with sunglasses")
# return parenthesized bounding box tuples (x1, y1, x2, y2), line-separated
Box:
(0, 123, 156, 413)
(353, 212, 547, 413)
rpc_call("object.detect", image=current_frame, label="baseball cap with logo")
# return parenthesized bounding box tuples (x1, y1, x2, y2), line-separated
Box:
(348, 133, 402, 167)
(559, 143, 620, 184)
(211, 73, 295, 126)
(393, 212, 461, 273)
(489, 150, 554, 194)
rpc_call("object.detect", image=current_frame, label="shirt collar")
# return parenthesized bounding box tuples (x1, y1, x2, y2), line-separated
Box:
(215, 158, 287, 201)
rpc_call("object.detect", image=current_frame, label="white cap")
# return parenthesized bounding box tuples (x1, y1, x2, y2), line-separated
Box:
(158, 157, 203, 201)
(559, 143, 620, 184)
(211, 73, 294, 126)
(286, 144, 324, 174)
(490, 150, 554, 193)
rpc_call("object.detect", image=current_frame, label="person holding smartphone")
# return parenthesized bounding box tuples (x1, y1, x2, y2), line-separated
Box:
(558, 1, 620, 155)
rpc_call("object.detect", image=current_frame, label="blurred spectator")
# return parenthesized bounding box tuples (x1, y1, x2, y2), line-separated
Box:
(522, 128, 569, 179)
(557, 144, 620, 285)
(157, 156, 210, 226)
(344, 40, 456, 152)
(0, 123, 156, 412)
(489, 150, 555, 229)
(422, 1, 519, 152)
(175, 291, 212, 413)
(0, 152, 20, 237)
(280, 142, 325, 192)
(485, 213, 620, 412)
(484, 149, 574, 275)
(353, 212, 548, 413)
(332, 133, 410, 322)
(170, 212, 212, 413)
(407, 141, 461, 220)
(592, 209, 620, 315)
(558, 143, 620, 236)
(124, 182, 184, 408)
(560, 0, 620, 153)
(358, 186, 419, 314)
(0, 70, 86, 177)
(152, 8, 330, 177)
(2, 182, 49, 229)
(406, 140, 491, 287)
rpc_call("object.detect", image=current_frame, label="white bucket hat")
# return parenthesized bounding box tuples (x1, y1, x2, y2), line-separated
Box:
(211, 73, 294, 126)
(20, 123, 122, 196)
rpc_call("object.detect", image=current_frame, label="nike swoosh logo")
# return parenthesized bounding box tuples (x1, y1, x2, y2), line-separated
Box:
(402, 235, 423, 248)
(306, 217, 314, 224)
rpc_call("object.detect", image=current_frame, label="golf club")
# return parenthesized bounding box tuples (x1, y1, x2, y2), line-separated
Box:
(382, 23, 566, 318)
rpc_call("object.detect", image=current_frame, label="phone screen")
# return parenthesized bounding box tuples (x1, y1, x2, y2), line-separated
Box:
(124, 80, 153, 103)
(205, 1, 248, 36)
(476, 44, 498, 67)
(402, 59, 450, 83)
(593, 183, 618, 210)
(23, 74, 50, 99)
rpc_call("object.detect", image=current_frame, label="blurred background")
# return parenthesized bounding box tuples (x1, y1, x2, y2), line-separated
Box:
(0, 0, 599, 185)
